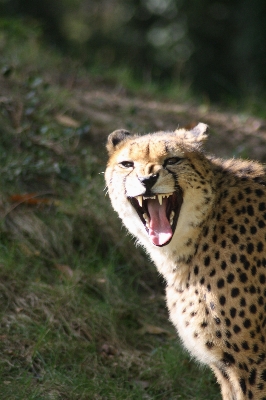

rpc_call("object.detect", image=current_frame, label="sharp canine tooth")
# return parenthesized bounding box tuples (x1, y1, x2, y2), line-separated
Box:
(137, 196, 143, 207)
(158, 194, 163, 205)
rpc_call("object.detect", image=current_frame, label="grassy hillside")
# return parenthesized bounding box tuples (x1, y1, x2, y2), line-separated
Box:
(1, 19, 266, 400)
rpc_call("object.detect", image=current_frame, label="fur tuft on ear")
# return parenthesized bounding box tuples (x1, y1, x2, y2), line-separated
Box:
(106, 129, 132, 155)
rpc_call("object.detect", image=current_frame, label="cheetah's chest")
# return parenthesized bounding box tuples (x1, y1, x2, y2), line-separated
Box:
(166, 285, 222, 365)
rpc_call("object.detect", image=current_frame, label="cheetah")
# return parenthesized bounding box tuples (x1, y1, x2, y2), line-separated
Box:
(105, 123, 266, 400)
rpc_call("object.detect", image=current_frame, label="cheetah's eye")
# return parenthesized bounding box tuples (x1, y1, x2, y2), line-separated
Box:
(119, 161, 134, 168)
(164, 157, 183, 166)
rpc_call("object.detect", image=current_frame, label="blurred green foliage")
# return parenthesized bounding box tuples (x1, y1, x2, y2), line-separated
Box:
(1, 0, 266, 101)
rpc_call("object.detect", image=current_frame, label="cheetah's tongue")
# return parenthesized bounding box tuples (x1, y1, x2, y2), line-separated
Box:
(147, 198, 172, 246)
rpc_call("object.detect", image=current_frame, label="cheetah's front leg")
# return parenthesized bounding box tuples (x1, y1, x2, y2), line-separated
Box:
(211, 365, 245, 400)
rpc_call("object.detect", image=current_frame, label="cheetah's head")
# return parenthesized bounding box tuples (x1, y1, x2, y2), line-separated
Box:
(105, 123, 210, 247)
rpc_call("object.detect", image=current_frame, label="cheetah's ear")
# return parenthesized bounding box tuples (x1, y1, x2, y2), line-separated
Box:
(106, 129, 132, 155)
(190, 123, 209, 143)
(175, 123, 209, 148)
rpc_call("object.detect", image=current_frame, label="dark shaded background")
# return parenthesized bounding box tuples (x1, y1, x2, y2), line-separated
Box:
(2, 0, 266, 102)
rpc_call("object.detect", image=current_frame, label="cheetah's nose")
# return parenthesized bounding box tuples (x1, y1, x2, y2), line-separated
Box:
(138, 174, 159, 190)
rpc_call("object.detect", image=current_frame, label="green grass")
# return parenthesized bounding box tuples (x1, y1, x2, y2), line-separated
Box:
(0, 18, 222, 400)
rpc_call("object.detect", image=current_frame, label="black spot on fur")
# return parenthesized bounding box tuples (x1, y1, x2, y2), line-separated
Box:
(243, 319, 251, 329)
(249, 368, 257, 385)
(240, 378, 247, 395)
(231, 234, 239, 244)
(220, 226, 225, 234)
(253, 344, 259, 353)
(221, 261, 227, 270)
(212, 234, 217, 243)
(240, 297, 246, 307)
(258, 220, 265, 228)
(261, 370, 266, 382)
(200, 277, 205, 285)
(248, 390, 253, 399)
(250, 226, 257, 234)
(247, 243, 254, 254)
(225, 340, 231, 348)
(203, 226, 209, 237)
(259, 202, 266, 211)
(247, 205, 254, 216)
(240, 225, 247, 234)
(242, 341, 250, 350)
(230, 308, 237, 318)
(239, 272, 248, 283)
(233, 325, 241, 334)
(202, 243, 209, 252)
(258, 296, 264, 306)
(249, 285, 256, 294)
(225, 330, 232, 338)
(249, 304, 257, 314)
(225, 318, 231, 327)
(204, 256, 210, 267)
(217, 278, 225, 288)
(222, 352, 235, 365)
(227, 273, 235, 283)
(257, 242, 264, 252)
(240, 255, 250, 270)
(255, 189, 264, 197)
(231, 254, 237, 263)
(219, 296, 226, 306)
(233, 343, 240, 352)
(231, 288, 240, 297)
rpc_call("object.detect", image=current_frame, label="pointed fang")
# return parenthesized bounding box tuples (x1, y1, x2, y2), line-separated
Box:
(137, 196, 143, 207)
(157, 194, 163, 205)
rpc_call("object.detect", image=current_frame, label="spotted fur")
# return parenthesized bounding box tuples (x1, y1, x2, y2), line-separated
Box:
(105, 124, 266, 400)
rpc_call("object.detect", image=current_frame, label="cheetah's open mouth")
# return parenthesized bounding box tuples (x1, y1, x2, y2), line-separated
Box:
(129, 190, 183, 247)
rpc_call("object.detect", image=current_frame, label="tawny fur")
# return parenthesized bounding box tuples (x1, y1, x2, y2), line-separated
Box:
(105, 124, 266, 400)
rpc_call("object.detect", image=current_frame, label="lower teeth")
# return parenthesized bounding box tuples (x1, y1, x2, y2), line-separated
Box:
(170, 211, 175, 225)
(143, 213, 150, 228)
